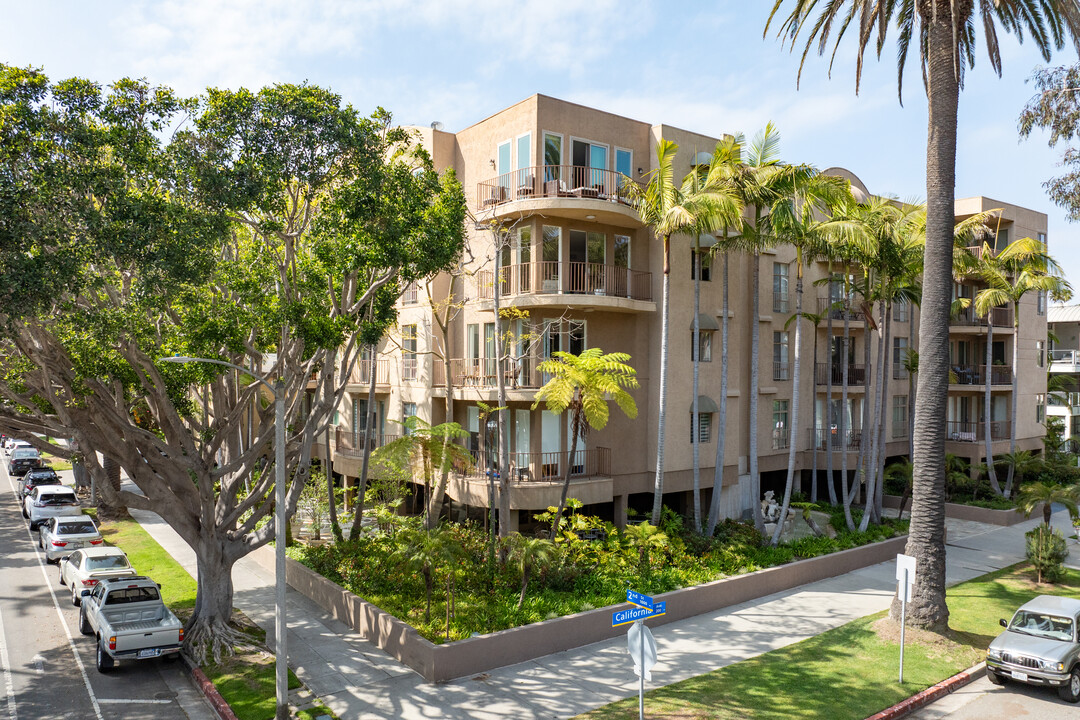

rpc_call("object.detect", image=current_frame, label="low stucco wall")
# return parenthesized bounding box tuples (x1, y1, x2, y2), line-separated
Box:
(882, 494, 1027, 526)
(253, 532, 909, 683)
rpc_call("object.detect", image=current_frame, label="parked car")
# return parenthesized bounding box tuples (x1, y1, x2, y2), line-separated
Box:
(78, 575, 183, 672)
(986, 595, 1080, 702)
(19, 467, 61, 498)
(8, 447, 41, 476)
(2, 438, 29, 455)
(23, 485, 80, 528)
(38, 515, 103, 563)
(59, 547, 135, 606)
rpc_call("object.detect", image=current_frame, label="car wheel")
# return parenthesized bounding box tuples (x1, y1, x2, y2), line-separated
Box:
(1059, 666, 1080, 703)
(78, 607, 93, 636)
(58, 567, 65, 586)
(986, 669, 1008, 686)
(95, 638, 113, 673)
(71, 585, 80, 607)
(21, 504, 27, 519)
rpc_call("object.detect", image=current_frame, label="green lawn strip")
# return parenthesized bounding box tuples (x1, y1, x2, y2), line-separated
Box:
(97, 515, 336, 720)
(576, 565, 1080, 720)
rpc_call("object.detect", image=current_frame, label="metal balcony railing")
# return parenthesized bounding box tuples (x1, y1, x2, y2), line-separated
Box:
(334, 428, 402, 457)
(772, 427, 790, 450)
(950, 305, 1012, 327)
(476, 165, 637, 209)
(478, 261, 652, 302)
(945, 420, 1011, 443)
(433, 357, 545, 390)
(773, 291, 790, 314)
(810, 427, 863, 450)
(816, 296, 863, 321)
(949, 364, 1011, 385)
(458, 447, 611, 482)
(348, 358, 389, 386)
(773, 362, 790, 381)
(402, 357, 418, 381)
(814, 363, 867, 386)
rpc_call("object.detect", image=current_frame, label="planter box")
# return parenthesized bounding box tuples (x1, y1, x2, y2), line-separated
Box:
(252, 533, 909, 683)
(882, 494, 1026, 526)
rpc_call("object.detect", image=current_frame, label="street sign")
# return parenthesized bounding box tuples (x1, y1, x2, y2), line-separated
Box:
(627, 621, 657, 681)
(612, 601, 666, 627)
(626, 589, 655, 610)
(896, 554, 916, 603)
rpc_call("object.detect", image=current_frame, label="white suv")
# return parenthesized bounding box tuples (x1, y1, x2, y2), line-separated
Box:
(23, 486, 80, 529)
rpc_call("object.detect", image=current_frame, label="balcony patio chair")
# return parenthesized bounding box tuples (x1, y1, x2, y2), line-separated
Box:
(482, 186, 507, 208)
(516, 174, 535, 198)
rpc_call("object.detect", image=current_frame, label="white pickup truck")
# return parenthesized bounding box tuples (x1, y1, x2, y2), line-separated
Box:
(77, 575, 184, 672)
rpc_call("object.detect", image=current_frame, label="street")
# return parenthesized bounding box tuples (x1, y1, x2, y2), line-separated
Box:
(910, 669, 1080, 719)
(0, 462, 215, 720)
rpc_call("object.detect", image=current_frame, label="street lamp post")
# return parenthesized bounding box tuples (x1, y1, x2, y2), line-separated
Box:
(160, 356, 289, 720)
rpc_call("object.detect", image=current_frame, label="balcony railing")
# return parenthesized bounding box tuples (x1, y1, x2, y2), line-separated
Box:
(810, 428, 863, 450)
(772, 427, 790, 450)
(458, 447, 611, 482)
(949, 364, 1011, 385)
(334, 428, 403, 457)
(348, 358, 389, 386)
(476, 165, 636, 209)
(773, 291, 790, 314)
(402, 357, 418, 381)
(816, 296, 863, 321)
(478, 261, 653, 302)
(814, 363, 867, 386)
(945, 420, 1011, 443)
(1050, 349, 1080, 373)
(773, 362, 790, 381)
(401, 282, 419, 305)
(950, 305, 1012, 327)
(433, 357, 545, 390)
(891, 421, 908, 440)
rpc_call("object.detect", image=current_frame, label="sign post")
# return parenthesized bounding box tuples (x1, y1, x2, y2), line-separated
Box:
(617, 590, 665, 719)
(895, 554, 916, 683)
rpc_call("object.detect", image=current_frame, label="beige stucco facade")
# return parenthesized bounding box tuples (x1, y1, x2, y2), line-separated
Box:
(325, 94, 1049, 529)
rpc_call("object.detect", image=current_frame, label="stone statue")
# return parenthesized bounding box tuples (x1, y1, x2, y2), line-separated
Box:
(761, 490, 780, 522)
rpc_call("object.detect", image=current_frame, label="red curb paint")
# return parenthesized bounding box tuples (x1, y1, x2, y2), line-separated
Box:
(865, 662, 984, 720)
(183, 656, 239, 720)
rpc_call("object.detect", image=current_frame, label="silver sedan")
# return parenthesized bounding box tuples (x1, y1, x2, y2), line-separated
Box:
(38, 516, 103, 562)
(58, 546, 136, 606)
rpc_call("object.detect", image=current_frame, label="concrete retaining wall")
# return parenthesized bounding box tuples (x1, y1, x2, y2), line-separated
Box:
(882, 494, 1026, 526)
(252, 533, 909, 683)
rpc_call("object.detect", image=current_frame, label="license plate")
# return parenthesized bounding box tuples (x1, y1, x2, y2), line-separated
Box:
(1011, 670, 1028, 682)
(137, 648, 160, 659)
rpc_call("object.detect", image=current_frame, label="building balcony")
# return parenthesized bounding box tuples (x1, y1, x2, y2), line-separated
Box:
(433, 357, 545, 391)
(333, 427, 402, 457)
(815, 363, 868, 386)
(945, 420, 1011, 443)
(949, 364, 1011, 386)
(477, 261, 654, 310)
(816, 296, 863, 321)
(810, 427, 863, 451)
(456, 447, 611, 484)
(475, 165, 641, 228)
(950, 306, 1012, 328)
(346, 358, 390, 387)
(1050, 349, 1080, 374)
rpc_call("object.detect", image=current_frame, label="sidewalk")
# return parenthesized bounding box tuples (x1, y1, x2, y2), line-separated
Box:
(127, 501, 1077, 720)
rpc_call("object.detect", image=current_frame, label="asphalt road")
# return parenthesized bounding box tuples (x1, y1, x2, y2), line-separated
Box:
(910, 672, 1080, 719)
(0, 460, 215, 720)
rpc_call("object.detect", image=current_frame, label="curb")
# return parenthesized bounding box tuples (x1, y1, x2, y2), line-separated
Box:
(865, 662, 985, 720)
(181, 655, 239, 720)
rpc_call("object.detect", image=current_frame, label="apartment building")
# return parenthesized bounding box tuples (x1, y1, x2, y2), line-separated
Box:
(322, 94, 1050, 529)
(1048, 303, 1080, 438)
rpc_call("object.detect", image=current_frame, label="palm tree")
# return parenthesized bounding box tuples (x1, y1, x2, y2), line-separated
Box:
(506, 533, 557, 609)
(1016, 481, 1080, 527)
(802, 310, 824, 503)
(532, 348, 639, 540)
(997, 450, 1042, 489)
(767, 0, 1080, 633)
(396, 524, 455, 623)
(623, 521, 669, 577)
(625, 140, 741, 525)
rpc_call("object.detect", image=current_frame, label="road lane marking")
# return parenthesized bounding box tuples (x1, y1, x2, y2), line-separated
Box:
(97, 699, 173, 705)
(0, 603, 16, 720)
(4, 468, 103, 720)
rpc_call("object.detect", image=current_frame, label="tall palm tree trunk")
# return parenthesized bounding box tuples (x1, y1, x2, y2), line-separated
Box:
(826, 269, 837, 505)
(860, 300, 887, 531)
(874, 304, 893, 522)
(772, 271, 804, 545)
(841, 281, 854, 529)
(853, 298, 872, 505)
(551, 396, 583, 541)
(651, 234, 672, 525)
(890, 17, 956, 631)
(811, 323, 819, 503)
(707, 252, 731, 536)
(1005, 302, 1021, 498)
(983, 317, 1002, 495)
(749, 252, 763, 532)
(691, 237, 703, 533)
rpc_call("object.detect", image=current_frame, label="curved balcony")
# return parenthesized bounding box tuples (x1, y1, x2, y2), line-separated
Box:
(475, 165, 642, 228)
(477, 261, 654, 313)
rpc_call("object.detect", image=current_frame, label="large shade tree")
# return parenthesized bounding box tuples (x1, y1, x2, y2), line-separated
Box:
(0, 68, 466, 660)
(767, 0, 1080, 631)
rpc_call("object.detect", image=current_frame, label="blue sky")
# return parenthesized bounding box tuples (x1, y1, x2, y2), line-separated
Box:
(7, 1, 1080, 285)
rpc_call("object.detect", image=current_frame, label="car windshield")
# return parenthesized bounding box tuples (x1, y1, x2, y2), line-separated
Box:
(1009, 610, 1075, 642)
(29, 471, 57, 480)
(41, 493, 77, 505)
(86, 556, 130, 571)
(12, 449, 38, 459)
(58, 521, 97, 535)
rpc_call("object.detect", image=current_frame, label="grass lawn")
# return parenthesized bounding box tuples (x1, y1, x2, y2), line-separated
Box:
(96, 514, 334, 720)
(576, 564, 1080, 719)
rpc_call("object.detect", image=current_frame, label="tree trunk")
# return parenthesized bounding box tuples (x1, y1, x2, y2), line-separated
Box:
(1004, 301, 1020, 498)
(772, 269, 803, 545)
(890, 14, 956, 631)
(860, 299, 885, 530)
(425, 354, 455, 531)
(706, 252, 730, 536)
(691, 238, 702, 533)
(185, 537, 241, 666)
(852, 299, 872, 506)
(651, 233, 671, 525)
(96, 455, 127, 521)
(327, 426, 342, 542)
(749, 248, 763, 533)
(550, 398, 582, 541)
(826, 265, 837, 505)
(811, 325, 819, 503)
(841, 273, 855, 529)
(348, 341, 379, 541)
(517, 565, 530, 609)
(984, 317, 1002, 495)
(494, 260, 511, 540)
(874, 304, 892, 522)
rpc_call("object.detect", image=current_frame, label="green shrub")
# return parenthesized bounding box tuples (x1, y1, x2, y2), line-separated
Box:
(712, 518, 764, 547)
(1025, 526, 1069, 584)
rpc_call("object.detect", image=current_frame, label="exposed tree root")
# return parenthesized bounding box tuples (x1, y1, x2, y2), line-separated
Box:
(184, 614, 254, 667)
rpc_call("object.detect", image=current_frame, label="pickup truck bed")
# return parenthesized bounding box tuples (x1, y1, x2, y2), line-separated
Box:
(78, 576, 184, 671)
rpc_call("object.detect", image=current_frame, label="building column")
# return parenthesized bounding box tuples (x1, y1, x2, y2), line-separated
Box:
(613, 494, 627, 530)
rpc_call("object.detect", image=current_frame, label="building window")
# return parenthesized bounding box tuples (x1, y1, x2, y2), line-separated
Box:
(895, 299, 908, 322)
(691, 249, 711, 281)
(1038, 231, 1047, 245)
(773, 331, 789, 381)
(1037, 290, 1047, 316)
(773, 262, 789, 313)
(543, 319, 586, 359)
(691, 413, 712, 443)
(1037, 394, 1046, 423)
(893, 337, 909, 379)
(691, 330, 713, 362)
(402, 324, 417, 380)
(994, 227, 1010, 253)
(772, 400, 789, 450)
(403, 402, 417, 435)
(1037, 340, 1045, 368)
(892, 396, 908, 439)
(401, 281, 419, 305)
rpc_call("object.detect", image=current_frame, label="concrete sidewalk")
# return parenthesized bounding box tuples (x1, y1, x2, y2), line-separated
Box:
(127, 502, 1077, 720)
